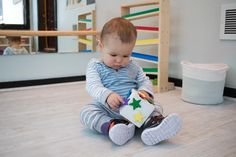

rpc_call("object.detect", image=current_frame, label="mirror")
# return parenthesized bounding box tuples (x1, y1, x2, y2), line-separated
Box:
(0, 0, 96, 55)
(0, 30, 98, 55)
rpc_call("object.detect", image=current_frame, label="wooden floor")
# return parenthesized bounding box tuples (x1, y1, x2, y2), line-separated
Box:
(0, 82, 236, 157)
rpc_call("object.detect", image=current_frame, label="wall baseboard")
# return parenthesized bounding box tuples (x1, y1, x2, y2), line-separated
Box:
(0, 76, 235, 98)
(169, 77, 236, 98)
(0, 76, 86, 89)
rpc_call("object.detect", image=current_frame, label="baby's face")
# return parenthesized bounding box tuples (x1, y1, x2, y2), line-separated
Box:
(100, 34, 135, 70)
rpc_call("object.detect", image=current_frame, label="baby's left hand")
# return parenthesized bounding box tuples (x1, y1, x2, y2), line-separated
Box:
(138, 90, 154, 104)
(138, 90, 152, 99)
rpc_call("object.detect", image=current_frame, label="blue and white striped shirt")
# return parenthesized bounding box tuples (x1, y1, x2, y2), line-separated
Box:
(86, 58, 153, 106)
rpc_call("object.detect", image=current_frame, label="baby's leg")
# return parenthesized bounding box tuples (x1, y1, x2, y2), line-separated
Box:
(140, 102, 182, 145)
(141, 113, 182, 145)
(80, 104, 112, 133)
(80, 103, 135, 145)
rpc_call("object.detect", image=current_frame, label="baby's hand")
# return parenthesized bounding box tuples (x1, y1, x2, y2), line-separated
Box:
(138, 90, 154, 104)
(107, 92, 124, 109)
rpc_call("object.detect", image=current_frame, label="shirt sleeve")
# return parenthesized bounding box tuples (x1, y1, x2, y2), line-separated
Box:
(86, 59, 113, 105)
(3, 47, 12, 55)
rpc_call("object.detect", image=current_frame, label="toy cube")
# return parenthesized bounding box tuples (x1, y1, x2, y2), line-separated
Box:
(120, 89, 155, 128)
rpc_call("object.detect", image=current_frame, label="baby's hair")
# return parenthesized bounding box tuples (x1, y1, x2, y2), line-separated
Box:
(7, 36, 21, 43)
(100, 17, 137, 43)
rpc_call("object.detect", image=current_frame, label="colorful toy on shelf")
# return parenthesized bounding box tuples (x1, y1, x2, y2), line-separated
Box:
(78, 10, 96, 52)
(132, 52, 158, 63)
(121, 0, 172, 93)
(143, 68, 158, 73)
(135, 38, 159, 46)
(120, 89, 155, 128)
(135, 26, 159, 32)
(122, 8, 159, 20)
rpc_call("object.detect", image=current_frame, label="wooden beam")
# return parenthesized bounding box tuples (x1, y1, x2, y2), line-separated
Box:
(122, 8, 159, 19)
(132, 52, 158, 62)
(79, 38, 92, 45)
(125, 12, 159, 21)
(135, 38, 159, 46)
(78, 19, 92, 23)
(135, 26, 159, 31)
(131, 57, 158, 64)
(0, 30, 99, 36)
(121, 0, 159, 8)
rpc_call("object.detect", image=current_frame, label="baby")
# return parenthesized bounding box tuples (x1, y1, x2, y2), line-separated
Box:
(3, 36, 28, 55)
(80, 17, 182, 145)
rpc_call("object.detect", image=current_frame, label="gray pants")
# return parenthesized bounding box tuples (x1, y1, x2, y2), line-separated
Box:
(80, 102, 163, 133)
(80, 103, 125, 133)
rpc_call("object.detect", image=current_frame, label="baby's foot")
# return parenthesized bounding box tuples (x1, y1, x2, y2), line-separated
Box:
(141, 113, 182, 145)
(109, 119, 135, 145)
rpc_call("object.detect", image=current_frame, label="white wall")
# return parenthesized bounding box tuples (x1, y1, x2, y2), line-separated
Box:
(96, 0, 236, 88)
(0, 52, 98, 82)
(0, 0, 235, 89)
(169, 0, 236, 88)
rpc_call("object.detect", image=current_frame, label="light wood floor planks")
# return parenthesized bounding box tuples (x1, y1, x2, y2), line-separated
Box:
(0, 82, 236, 157)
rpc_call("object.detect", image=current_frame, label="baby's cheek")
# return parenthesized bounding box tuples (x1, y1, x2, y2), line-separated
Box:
(106, 59, 112, 66)
(123, 59, 130, 66)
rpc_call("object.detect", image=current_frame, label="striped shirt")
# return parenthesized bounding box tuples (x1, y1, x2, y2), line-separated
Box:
(86, 58, 153, 106)
(3, 47, 28, 55)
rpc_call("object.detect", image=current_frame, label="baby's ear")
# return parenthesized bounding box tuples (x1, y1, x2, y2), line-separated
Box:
(97, 40, 103, 48)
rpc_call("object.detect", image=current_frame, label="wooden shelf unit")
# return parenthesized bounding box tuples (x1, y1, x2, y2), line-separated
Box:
(121, 0, 172, 93)
(78, 10, 96, 52)
(0, 36, 32, 55)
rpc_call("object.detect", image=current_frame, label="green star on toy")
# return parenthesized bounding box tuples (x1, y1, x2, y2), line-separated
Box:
(129, 98, 141, 110)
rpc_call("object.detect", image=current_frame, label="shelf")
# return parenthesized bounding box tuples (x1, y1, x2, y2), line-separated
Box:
(121, 1, 160, 8)
(132, 57, 158, 64)
(132, 52, 158, 62)
(78, 10, 96, 52)
(135, 39, 159, 46)
(79, 38, 92, 45)
(122, 8, 159, 21)
(136, 26, 159, 33)
(78, 19, 92, 23)
(122, 8, 159, 18)
(121, 0, 171, 93)
(144, 71, 159, 75)
(143, 68, 159, 75)
(143, 68, 158, 72)
(79, 49, 93, 53)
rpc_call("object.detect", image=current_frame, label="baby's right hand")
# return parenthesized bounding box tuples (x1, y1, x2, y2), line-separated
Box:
(107, 92, 124, 109)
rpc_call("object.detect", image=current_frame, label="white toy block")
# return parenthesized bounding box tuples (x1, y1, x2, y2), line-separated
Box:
(120, 89, 155, 128)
